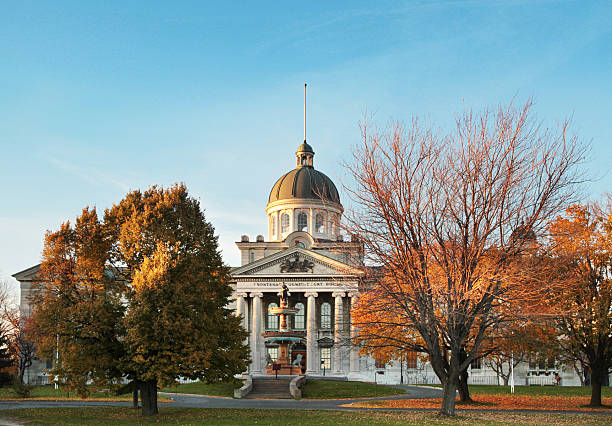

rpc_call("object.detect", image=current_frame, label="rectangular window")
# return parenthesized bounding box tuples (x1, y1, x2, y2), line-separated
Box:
(470, 358, 482, 370)
(294, 303, 305, 329)
(267, 347, 278, 362)
(320, 302, 332, 329)
(320, 348, 331, 369)
(529, 358, 537, 370)
(375, 358, 386, 369)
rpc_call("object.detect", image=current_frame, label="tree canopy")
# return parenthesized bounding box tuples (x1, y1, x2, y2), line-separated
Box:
(32, 184, 249, 415)
(347, 101, 585, 416)
(546, 202, 612, 406)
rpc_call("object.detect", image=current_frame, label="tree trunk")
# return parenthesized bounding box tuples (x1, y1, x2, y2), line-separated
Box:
(440, 379, 458, 416)
(457, 349, 472, 402)
(589, 367, 603, 407)
(140, 380, 158, 416)
(502, 375, 509, 386)
(132, 388, 139, 409)
(457, 369, 472, 402)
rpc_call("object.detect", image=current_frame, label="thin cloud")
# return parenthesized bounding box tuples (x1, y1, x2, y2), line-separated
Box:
(46, 156, 130, 191)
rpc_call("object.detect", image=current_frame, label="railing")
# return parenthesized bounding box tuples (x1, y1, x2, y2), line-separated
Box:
(468, 375, 499, 385)
(526, 375, 556, 386)
(404, 375, 441, 385)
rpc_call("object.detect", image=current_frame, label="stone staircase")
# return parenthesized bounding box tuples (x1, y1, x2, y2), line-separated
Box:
(245, 377, 293, 399)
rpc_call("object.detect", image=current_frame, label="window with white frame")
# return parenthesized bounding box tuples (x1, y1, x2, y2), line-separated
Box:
(281, 213, 290, 233)
(297, 212, 308, 232)
(315, 213, 325, 233)
(320, 302, 332, 329)
(267, 303, 279, 329)
(267, 346, 278, 362)
(320, 347, 331, 369)
(329, 214, 336, 235)
(294, 302, 305, 329)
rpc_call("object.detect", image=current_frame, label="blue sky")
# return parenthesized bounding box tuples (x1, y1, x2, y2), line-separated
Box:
(1, 0, 611, 298)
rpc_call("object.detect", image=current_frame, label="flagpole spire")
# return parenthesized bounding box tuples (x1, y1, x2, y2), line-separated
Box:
(304, 83, 307, 142)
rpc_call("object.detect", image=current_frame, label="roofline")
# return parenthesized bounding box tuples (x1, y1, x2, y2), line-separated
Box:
(12, 264, 41, 280)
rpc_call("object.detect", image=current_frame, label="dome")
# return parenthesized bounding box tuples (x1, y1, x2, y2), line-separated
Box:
(268, 167, 340, 205)
(296, 141, 314, 154)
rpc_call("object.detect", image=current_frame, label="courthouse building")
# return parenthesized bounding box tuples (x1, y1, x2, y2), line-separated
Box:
(229, 140, 365, 378)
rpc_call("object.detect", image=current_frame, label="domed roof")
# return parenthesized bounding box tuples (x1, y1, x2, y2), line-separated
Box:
(296, 141, 314, 154)
(268, 165, 340, 205)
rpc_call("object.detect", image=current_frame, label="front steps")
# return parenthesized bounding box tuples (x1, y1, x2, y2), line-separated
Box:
(245, 377, 293, 399)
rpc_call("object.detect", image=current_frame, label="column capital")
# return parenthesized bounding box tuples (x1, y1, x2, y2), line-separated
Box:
(332, 291, 346, 298)
(348, 292, 359, 299)
(235, 292, 248, 299)
(304, 291, 318, 298)
(250, 292, 264, 298)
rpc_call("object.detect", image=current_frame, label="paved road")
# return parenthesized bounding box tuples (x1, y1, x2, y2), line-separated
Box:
(0, 385, 440, 412)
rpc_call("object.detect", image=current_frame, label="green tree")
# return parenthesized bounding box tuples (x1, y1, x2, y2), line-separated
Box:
(32, 184, 249, 416)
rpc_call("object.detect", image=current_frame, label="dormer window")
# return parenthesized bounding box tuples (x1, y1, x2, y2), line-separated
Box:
(315, 213, 325, 233)
(297, 212, 308, 232)
(281, 213, 290, 233)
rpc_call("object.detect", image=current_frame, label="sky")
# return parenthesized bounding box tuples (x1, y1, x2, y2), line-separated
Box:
(1, 0, 611, 301)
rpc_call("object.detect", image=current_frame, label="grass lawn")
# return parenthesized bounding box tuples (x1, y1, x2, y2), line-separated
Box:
(0, 385, 171, 402)
(1, 407, 611, 425)
(159, 379, 242, 398)
(301, 379, 406, 399)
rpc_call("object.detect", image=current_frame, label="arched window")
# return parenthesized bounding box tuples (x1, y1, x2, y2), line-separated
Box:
(294, 302, 305, 329)
(281, 213, 290, 233)
(267, 303, 279, 330)
(320, 302, 332, 329)
(315, 213, 325, 233)
(329, 215, 336, 235)
(297, 212, 307, 232)
(294, 241, 305, 248)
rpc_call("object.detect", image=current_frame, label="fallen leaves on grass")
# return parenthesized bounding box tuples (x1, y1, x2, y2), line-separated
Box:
(348, 395, 612, 412)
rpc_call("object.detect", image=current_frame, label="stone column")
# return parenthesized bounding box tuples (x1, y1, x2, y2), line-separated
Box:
(235, 293, 249, 373)
(250, 292, 264, 374)
(349, 292, 360, 374)
(235, 292, 248, 331)
(305, 292, 318, 375)
(333, 291, 345, 375)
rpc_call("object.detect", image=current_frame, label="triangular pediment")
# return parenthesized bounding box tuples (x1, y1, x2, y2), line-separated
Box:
(231, 247, 362, 277)
(12, 264, 41, 281)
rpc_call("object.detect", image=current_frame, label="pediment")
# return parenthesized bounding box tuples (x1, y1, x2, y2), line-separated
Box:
(230, 247, 362, 277)
(12, 264, 41, 281)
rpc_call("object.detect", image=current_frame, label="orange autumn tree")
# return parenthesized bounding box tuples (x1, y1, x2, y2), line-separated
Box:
(352, 285, 424, 376)
(345, 100, 586, 416)
(546, 202, 612, 407)
(32, 184, 249, 416)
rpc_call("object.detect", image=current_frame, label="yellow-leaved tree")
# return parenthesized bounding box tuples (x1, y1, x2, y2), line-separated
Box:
(32, 184, 249, 416)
